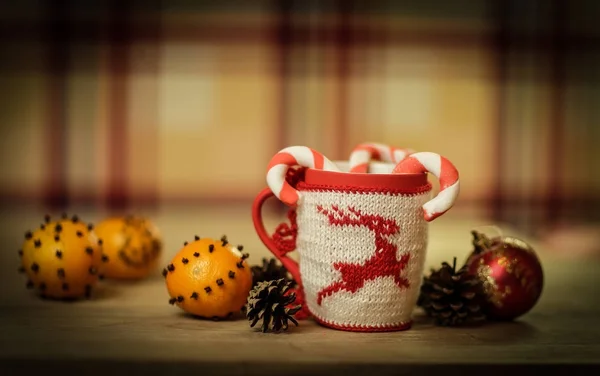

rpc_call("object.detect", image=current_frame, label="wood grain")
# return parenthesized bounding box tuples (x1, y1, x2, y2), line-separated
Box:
(1, 204, 599, 375)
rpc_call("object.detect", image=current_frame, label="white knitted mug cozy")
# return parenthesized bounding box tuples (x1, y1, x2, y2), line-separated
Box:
(253, 149, 460, 332)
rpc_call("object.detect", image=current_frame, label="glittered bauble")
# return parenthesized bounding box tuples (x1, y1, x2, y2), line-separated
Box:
(163, 235, 252, 320)
(94, 216, 162, 280)
(18, 214, 106, 300)
(465, 231, 544, 321)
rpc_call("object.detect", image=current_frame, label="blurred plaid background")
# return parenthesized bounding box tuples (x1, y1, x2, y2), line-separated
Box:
(0, 0, 599, 237)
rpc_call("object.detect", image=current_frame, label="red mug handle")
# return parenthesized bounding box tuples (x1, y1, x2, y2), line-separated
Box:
(252, 187, 302, 290)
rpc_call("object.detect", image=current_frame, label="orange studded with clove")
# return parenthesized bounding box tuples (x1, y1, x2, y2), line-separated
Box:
(94, 216, 163, 280)
(164, 236, 252, 319)
(19, 214, 106, 299)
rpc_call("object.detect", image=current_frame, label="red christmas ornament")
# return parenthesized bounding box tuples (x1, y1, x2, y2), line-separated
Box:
(465, 231, 544, 321)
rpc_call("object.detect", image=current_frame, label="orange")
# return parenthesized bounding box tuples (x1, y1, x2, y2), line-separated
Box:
(19, 214, 105, 299)
(164, 236, 252, 319)
(94, 216, 162, 280)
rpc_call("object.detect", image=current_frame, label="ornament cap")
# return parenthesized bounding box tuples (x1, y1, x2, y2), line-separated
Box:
(471, 230, 494, 255)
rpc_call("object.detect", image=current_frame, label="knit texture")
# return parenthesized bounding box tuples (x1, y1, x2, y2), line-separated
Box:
(295, 187, 431, 330)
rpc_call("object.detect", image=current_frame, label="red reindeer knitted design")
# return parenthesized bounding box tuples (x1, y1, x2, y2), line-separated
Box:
(315, 206, 410, 305)
(294, 185, 430, 330)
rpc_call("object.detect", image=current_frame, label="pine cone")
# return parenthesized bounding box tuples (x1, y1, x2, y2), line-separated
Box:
(246, 278, 301, 333)
(250, 258, 295, 288)
(417, 257, 487, 326)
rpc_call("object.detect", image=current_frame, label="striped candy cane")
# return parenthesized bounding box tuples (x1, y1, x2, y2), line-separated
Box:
(266, 146, 340, 207)
(348, 142, 415, 173)
(392, 152, 460, 221)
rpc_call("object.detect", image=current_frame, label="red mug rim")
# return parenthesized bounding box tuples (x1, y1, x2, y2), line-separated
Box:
(300, 161, 431, 193)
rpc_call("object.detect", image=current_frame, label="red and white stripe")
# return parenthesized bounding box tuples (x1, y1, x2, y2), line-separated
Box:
(348, 142, 415, 173)
(266, 146, 340, 207)
(392, 152, 460, 221)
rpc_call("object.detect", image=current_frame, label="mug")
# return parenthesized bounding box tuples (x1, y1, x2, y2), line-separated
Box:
(252, 147, 459, 332)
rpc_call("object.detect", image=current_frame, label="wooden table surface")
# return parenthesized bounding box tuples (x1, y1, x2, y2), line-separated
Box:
(1, 204, 599, 375)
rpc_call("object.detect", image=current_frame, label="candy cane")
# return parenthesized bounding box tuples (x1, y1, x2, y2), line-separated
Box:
(266, 146, 340, 207)
(348, 142, 415, 173)
(392, 152, 460, 221)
